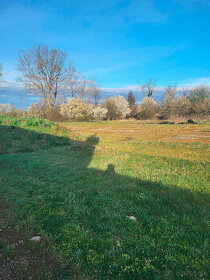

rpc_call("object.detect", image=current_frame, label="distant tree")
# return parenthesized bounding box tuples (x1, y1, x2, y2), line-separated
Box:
(69, 73, 99, 104)
(141, 78, 156, 97)
(17, 45, 98, 110)
(161, 85, 177, 118)
(127, 91, 136, 107)
(102, 96, 130, 120)
(137, 97, 159, 119)
(93, 87, 100, 106)
(188, 86, 210, 104)
(90, 77, 100, 106)
(0, 103, 16, 115)
(0, 64, 3, 81)
(17, 45, 77, 109)
(92, 106, 107, 120)
(187, 86, 210, 115)
(27, 99, 47, 118)
(59, 97, 107, 121)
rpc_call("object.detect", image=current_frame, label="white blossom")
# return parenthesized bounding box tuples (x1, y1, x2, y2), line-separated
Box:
(102, 96, 130, 119)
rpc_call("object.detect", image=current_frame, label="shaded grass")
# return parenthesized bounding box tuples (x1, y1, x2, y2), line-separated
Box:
(0, 117, 210, 279)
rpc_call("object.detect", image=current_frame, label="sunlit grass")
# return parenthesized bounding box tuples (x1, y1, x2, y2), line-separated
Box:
(0, 117, 209, 279)
(61, 120, 210, 161)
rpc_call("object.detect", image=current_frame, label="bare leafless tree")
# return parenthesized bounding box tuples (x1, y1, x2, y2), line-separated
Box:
(0, 64, 3, 81)
(90, 77, 100, 106)
(17, 45, 77, 108)
(141, 78, 156, 97)
(164, 85, 177, 99)
(69, 74, 100, 105)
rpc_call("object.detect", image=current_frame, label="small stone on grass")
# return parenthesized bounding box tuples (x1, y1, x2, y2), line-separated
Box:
(126, 215, 137, 221)
(29, 236, 41, 242)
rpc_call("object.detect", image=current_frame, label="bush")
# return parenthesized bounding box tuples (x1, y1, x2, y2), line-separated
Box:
(102, 96, 130, 120)
(27, 99, 63, 121)
(174, 95, 192, 116)
(60, 97, 93, 121)
(27, 99, 47, 118)
(130, 106, 138, 118)
(161, 86, 210, 119)
(25, 117, 39, 127)
(160, 87, 177, 119)
(91, 106, 107, 120)
(60, 97, 107, 121)
(137, 97, 159, 119)
(187, 86, 210, 115)
(0, 103, 16, 115)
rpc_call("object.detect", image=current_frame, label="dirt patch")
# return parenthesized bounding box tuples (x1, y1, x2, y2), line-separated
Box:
(164, 134, 210, 140)
(0, 225, 57, 280)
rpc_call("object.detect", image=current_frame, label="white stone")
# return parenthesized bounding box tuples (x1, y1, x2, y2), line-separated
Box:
(126, 215, 137, 221)
(29, 236, 41, 242)
(116, 240, 121, 247)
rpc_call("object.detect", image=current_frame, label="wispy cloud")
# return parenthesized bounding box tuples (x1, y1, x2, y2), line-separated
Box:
(1, 76, 210, 109)
(179, 77, 210, 87)
(0, 80, 23, 90)
(84, 62, 135, 76)
(0, 80, 37, 109)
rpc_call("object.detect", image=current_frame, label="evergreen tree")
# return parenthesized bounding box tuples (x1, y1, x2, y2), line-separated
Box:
(127, 91, 136, 107)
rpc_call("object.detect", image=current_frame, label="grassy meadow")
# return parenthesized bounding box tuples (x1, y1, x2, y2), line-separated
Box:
(0, 116, 209, 279)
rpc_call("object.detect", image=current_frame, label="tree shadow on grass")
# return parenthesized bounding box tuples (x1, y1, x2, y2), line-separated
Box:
(0, 124, 209, 280)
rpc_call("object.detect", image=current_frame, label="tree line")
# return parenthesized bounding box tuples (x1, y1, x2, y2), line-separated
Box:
(0, 45, 209, 121)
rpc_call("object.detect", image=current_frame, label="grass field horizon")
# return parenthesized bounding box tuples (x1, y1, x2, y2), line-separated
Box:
(0, 116, 209, 279)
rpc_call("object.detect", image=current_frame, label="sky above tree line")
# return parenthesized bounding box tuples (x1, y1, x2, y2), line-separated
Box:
(0, 0, 210, 108)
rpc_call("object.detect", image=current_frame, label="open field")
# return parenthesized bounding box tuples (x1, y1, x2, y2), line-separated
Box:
(0, 116, 210, 279)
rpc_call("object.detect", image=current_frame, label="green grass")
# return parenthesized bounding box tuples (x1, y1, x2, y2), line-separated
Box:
(0, 116, 209, 279)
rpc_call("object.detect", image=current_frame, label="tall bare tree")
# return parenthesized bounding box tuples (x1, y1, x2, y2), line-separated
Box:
(141, 78, 156, 97)
(17, 45, 76, 108)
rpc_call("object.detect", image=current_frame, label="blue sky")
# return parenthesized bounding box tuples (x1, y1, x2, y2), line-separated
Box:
(0, 0, 210, 108)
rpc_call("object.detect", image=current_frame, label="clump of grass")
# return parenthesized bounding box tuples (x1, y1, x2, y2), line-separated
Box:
(24, 116, 39, 127)
(23, 117, 53, 129)
(9, 118, 22, 126)
(0, 115, 54, 130)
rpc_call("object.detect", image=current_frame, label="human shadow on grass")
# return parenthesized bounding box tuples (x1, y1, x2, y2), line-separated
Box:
(0, 124, 209, 280)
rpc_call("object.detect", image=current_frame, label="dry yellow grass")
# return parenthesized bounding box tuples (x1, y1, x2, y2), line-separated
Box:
(60, 120, 210, 162)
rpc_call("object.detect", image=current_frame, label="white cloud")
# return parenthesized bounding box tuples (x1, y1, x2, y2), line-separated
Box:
(84, 62, 135, 76)
(1, 77, 210, 109)
(0, 80, 23, 90)
(179, 77, 210, 87)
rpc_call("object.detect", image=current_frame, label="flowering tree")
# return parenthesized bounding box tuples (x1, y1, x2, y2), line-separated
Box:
(60, 98, 107, 121)
(27, 99, 47, 118)
(102, 96, 130, 119)
(59, 97, 92, 121)
(92, 106, 107, 120)
(0, 103, 15, 115)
